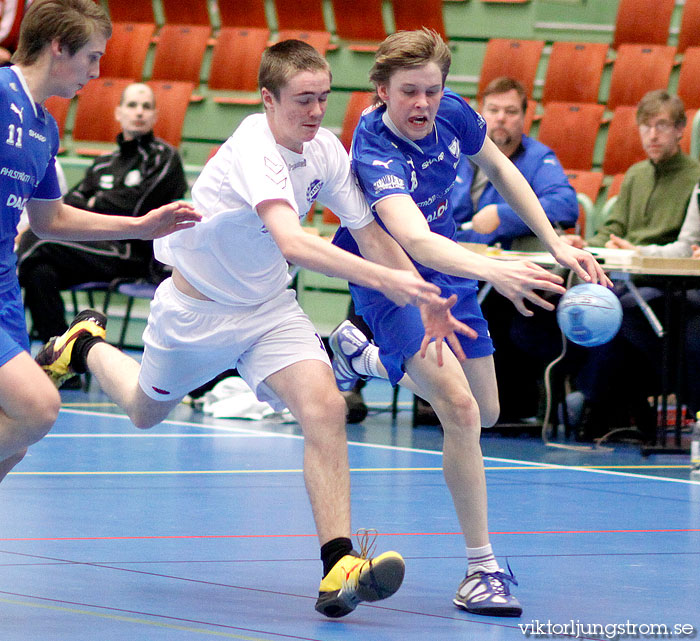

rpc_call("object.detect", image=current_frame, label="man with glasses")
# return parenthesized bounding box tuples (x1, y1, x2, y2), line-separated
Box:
(558, 90, 700, 441)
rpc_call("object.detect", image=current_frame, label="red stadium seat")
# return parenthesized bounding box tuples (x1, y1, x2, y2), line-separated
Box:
(612, 0, 674, 49)
(100, 22, 154, 80)
(541, 42, 608, 105)
(150, 24, 210, 84)
(606, 45, 676, 111)
(601, 107, 647, 176)
(536, 103, 605, 171)
(478, 39, 544, 99)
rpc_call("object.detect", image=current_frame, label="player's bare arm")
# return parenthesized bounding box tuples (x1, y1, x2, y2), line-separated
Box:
(469, 138, 608, 286)
(351, 220, 477, 360)
(375, 195, 570, 315)
(256, 199, 439, 306)
(25, 200, 201, 241)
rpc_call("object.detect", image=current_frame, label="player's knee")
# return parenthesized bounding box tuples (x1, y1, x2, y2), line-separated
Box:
(480, 399, 500, 428)
(130, 411, 159, 430)
(129, 402, 175, 430)
(21, 387, 60, 444)
(6, 447, 28, 468)
(297, 391, 347, 438)
(434, 391, 481, 435)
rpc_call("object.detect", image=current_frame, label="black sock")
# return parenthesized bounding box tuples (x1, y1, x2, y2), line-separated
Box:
(320, 537, 353, 577)
(70, 334, 105, 374)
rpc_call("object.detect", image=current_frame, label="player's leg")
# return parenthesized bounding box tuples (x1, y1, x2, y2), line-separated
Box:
(0, 351, 61, 481)
(460, 354, 500, 428)
(330, 297, 520, 616)
(404, 346, 489, 546)
(264, 359, 351, 544)
(85, 340, 181, 428)
(263, 358, 405, 618)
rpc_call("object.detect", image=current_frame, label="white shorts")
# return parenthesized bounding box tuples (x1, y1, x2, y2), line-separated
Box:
(138, 278, 331, 410)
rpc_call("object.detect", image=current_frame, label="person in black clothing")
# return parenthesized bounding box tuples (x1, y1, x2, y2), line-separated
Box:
(18, 82, 187, 343)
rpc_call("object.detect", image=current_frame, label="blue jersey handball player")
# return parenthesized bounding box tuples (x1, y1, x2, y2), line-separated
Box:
(331, 28, 608, 617)
(0, 0, 199, 487)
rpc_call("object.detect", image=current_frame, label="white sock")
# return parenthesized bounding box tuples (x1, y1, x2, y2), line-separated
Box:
(467, 543, 499, 574)
(351, 343, 382, 378)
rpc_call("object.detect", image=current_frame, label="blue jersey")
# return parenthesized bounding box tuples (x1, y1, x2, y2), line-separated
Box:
(0, 66, 61, 285)
(334, 89, 486, 280)
(332, 90, 493, 381)
(0, 66, 61, 359)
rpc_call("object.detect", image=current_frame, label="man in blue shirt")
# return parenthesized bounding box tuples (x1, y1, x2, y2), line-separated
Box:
(0, 0, 198, 486)
(453, 77, 578, 249)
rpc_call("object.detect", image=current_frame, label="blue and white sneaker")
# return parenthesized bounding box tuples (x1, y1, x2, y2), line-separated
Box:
(329, 320, 370, 391)
(453, 566, 522, 617)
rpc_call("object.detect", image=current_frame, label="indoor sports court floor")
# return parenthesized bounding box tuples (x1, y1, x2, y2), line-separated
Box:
(1, 376, 699, 640)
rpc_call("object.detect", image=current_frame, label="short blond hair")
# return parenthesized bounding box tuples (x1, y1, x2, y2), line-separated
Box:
(12, 0, 111, 66)
(369, 28, 451, 103)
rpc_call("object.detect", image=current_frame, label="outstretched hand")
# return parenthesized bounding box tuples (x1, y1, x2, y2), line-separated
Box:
(551, 239, 612, 288)
(490, 259, 566, 315)
(418, 293, 477, 366)
(135, 201, 202, 240)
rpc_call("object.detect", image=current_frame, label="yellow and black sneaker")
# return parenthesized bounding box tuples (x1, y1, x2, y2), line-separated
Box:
(35, 310, 107, 387)
(315, 530, 405, 618)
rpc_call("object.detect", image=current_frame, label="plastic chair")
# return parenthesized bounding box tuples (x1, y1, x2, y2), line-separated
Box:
(272, 0, 331, 54)
(677, 0, 700, 53)
(601, 106, 647, 176)
(217, 0, 268, 28)
(72, 77, 134, 155)
(105, 279, 158, 350)
(105, 0, 154, 23)
(44, 96, 71, 139)
(150, 24, 210, 84)
(147, 80, 195, 147)
(612, 0, 674, 49)
(478, 39, 545, 98)
(160, 0, 211, 26)
(681, 109, 698, 156)
(339, 91, 374, 151)
(275, 30, 332, 55)
(68, 281, 112, 316)
(100, 22, 155, 80)
(391, 0, 446, 39)
(677, 47, 700, 110)
(330, 0, 385, 49)
(606, 44, 676, 111)
(208, 28, 269, 104)
(541, 42, 608, 105)
(564, 170, 605, 237)
(536, 102, 605, 172)
(273, 0, 326, 31)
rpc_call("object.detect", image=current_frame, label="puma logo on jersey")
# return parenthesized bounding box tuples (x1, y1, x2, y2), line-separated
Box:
(372, 159, 393, 169)
(10, 103, 23, 123)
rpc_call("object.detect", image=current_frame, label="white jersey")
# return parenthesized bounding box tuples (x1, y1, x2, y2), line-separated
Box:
(156, 114, 373, 305)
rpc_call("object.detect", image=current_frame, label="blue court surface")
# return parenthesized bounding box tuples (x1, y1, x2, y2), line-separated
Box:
(1, 378, 699, 641)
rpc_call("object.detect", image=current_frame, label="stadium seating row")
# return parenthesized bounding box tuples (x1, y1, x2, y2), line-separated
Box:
(48, 0, 696, 236)
(99, 0, 700, 54)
